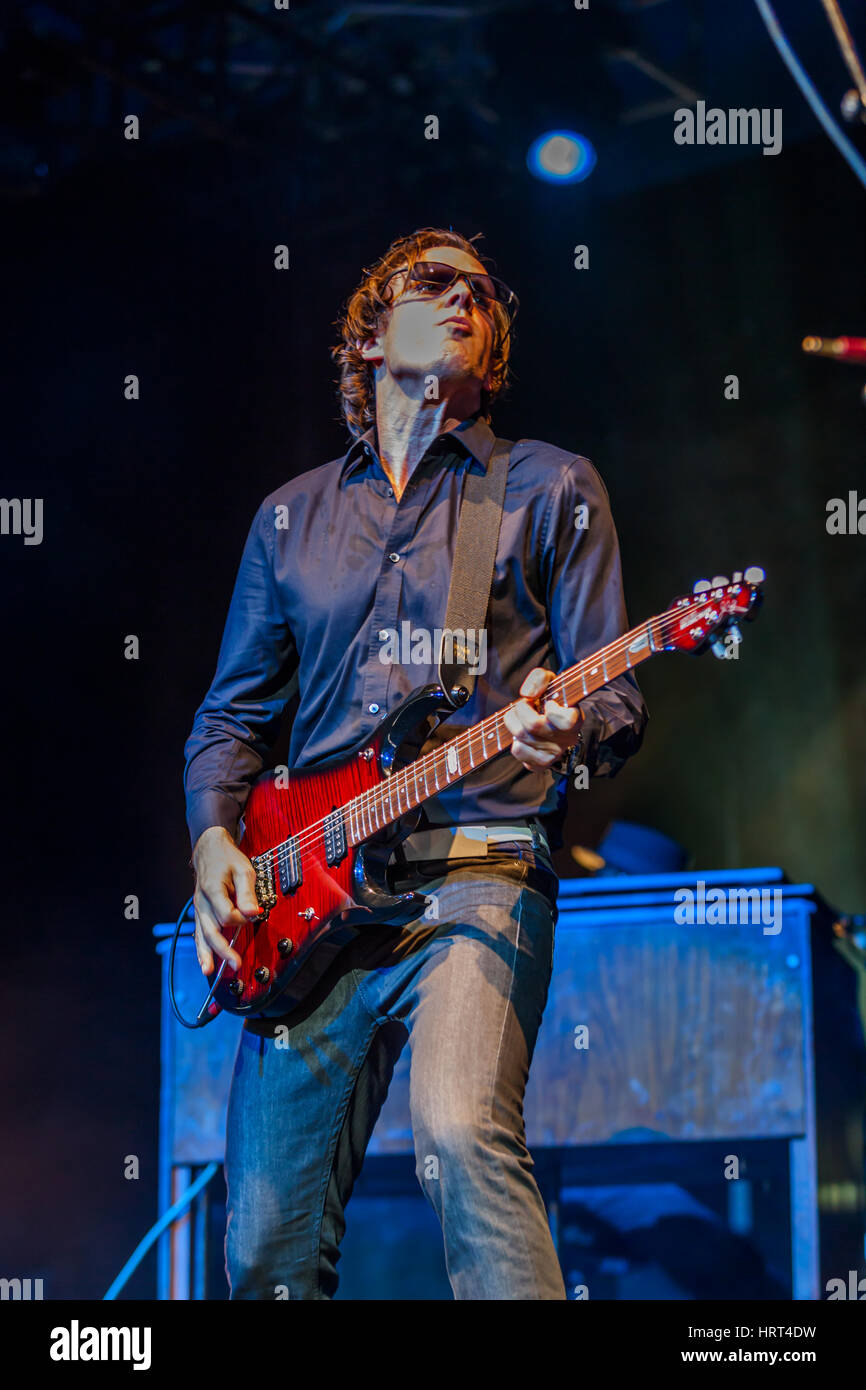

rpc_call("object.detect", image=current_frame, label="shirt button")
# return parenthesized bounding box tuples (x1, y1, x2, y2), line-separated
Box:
(388, 552, 400, 563)
(368, 703, 380, 714)
(387, 487, 394, 497)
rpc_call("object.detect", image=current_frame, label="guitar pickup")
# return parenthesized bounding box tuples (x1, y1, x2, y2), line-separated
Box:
(277, 835, 302, 893)
(323, 810, 347, 866)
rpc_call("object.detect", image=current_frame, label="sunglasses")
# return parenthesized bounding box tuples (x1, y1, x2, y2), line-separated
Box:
(383, 260, 518, 319)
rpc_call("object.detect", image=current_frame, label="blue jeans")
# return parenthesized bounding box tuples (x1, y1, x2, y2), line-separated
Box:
(223, 850, 567, 1300)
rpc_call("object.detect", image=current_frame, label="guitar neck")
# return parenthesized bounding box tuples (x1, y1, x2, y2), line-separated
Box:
(342, 612, 665, 847)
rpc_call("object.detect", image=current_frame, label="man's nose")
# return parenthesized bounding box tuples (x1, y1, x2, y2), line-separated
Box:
(444, 276, 474, 307)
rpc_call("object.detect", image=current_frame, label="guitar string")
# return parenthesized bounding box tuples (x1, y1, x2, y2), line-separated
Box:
(256, 595, 743, 872)
(247, 591, 746, 876)
(335, 587, 749, 845)
(258, 615, 661, 868)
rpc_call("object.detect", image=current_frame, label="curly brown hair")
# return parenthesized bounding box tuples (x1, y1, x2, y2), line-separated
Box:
(331, 227, 516, 439)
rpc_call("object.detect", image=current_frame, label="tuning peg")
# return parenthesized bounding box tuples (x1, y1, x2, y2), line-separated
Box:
(744, 566, 765, 585)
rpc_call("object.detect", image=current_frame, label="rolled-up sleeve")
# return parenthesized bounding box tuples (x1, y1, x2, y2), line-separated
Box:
(183, 501, 298, 849)
(543, 456, 648, 778)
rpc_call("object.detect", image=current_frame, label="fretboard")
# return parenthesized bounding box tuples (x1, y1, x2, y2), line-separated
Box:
(341, 612, 664, 846)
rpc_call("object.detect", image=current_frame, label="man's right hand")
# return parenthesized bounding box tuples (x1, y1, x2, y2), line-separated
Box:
(191, 826, 261, 975)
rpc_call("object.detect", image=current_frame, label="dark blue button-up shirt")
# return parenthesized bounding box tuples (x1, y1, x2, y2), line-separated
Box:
(183, 415, 647, 851)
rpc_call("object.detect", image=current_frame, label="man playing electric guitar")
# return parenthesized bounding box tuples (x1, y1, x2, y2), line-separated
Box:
(183, 227, 648, 1300)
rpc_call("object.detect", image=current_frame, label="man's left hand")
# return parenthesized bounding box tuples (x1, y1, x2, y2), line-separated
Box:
(504, 668, 582, 770)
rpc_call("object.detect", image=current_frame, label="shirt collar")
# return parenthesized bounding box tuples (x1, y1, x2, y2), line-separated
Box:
(340, 414, 497, 481)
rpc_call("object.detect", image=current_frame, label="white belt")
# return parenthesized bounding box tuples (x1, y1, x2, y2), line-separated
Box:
(399, 821, 549, 863)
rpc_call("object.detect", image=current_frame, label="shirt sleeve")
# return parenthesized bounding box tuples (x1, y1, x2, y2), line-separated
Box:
(542, 455, 648, 779)
(183, 501, 298, 849)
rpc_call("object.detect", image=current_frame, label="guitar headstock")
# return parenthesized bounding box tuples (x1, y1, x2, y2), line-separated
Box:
(660, 567, 765, 656)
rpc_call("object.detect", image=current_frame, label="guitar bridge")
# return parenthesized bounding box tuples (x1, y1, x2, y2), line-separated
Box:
(253, 854, 278, 916)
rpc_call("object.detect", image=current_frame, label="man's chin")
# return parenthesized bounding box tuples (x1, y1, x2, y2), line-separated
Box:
(426, 347, 485, 379)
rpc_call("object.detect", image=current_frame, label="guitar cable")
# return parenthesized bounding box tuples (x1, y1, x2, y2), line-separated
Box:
(104, 897, 224, 1296)
(168, 893, 223, 1029)
(103, 1159, 219, 1300)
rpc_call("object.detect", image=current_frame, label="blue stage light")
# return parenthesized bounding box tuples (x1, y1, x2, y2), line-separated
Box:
(526, 130, 597, 184)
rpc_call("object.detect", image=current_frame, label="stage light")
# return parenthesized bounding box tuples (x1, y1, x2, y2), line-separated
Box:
(526, 130, 597, 184)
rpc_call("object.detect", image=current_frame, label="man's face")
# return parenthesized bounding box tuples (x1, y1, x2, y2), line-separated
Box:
(361, 245, 496, 395)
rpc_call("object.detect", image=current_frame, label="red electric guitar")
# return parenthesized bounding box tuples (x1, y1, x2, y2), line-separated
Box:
(196, 569, 764, 1021)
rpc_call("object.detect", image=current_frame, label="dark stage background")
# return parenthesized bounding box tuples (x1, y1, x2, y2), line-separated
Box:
(1, 0, 864, 1300)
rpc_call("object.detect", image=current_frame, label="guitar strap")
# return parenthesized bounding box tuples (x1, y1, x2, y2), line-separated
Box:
(437, 436, 514, 706)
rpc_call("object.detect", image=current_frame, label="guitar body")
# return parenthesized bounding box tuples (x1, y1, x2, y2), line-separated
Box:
(208, 682, 461, 1018)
